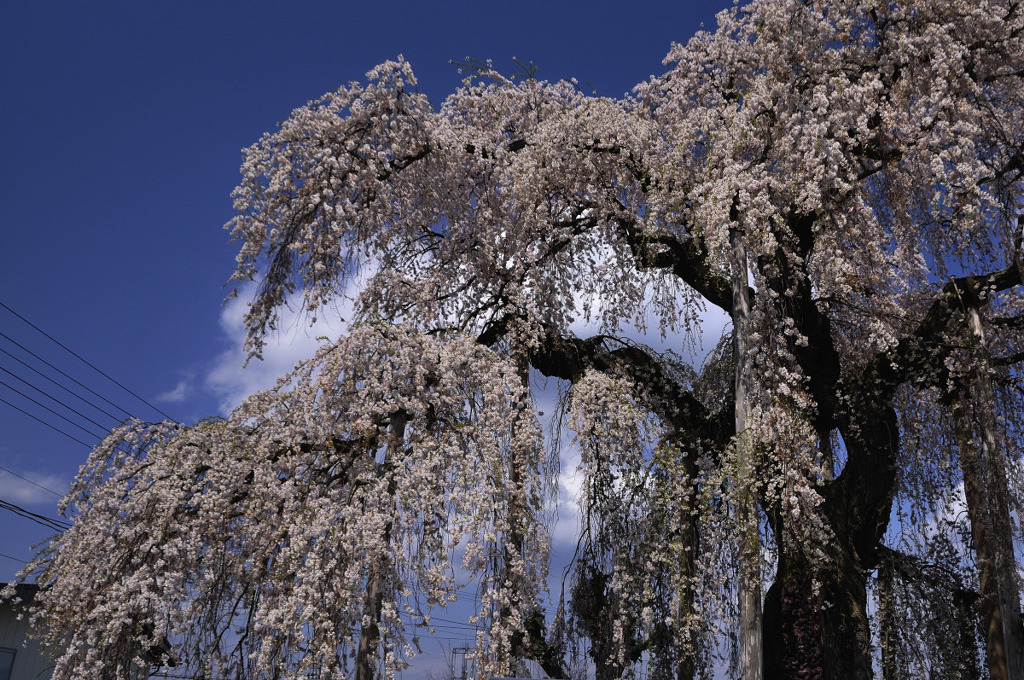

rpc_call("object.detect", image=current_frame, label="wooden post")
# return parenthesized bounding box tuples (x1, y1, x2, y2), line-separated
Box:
(730, 222, 762, 680)
(953, 280, 1024, 680)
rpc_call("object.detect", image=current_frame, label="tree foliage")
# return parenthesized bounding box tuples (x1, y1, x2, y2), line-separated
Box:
(13, 0, 1024, 678)
(28, 327, 547, 679)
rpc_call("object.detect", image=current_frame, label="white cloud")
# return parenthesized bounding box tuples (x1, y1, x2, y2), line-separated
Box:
(205, 289, 354, 413)
(0, 468, 69, 507)
(156, 378, 191, 403)
(552, 450, 584, 550)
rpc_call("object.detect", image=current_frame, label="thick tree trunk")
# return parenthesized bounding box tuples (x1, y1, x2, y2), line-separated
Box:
(730, 224, 762, 680)
(953, 286, 1024, 680)
(875, 556, 899, 680)
(670, 448, 703, 680)
(762, 395, 896, 680)
(763, 542, 872, 680)
(355, 576, 385, 680)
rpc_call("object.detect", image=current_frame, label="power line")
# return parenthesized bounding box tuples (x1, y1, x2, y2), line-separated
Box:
(0, 300, 176, 421)
(0, 344, 124, 422)
(0, 376, 106, 441)
(0, 464, 65, 498)
(0, 364, 113, 433)
(0, 355, 122, 450)
(0, 498, 71, 532)
(0, 330, 137, 420)
(0, 331, 137, 443)
(420, 615, 483, 629)
(0, 394, 93, 448)
(0, 552, 29, 564)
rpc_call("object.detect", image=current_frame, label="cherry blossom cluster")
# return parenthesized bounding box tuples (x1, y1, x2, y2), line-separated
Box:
(25, 326, 547, 680)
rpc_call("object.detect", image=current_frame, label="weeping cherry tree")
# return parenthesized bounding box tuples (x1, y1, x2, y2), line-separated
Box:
(12, 0, 1024, 677)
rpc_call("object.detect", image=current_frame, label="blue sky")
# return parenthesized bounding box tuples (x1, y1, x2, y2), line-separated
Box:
(0, 0, 730, 673)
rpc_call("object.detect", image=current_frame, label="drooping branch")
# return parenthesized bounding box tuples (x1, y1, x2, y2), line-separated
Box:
(521, 325, 731, 447)
(730, 216, 763, 680)
(615, 215, 736, 312)
(869, 265, 1024, 397)
(875, 545, 982, 679)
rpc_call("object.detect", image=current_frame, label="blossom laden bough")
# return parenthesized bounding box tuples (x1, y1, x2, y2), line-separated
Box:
(28, 325, 547, 680)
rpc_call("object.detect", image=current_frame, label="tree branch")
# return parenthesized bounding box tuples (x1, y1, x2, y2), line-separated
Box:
(615, 216, 736, 312)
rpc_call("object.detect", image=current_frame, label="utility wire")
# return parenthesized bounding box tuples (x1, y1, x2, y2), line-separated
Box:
(421, 615, 484, 629)
(0, 330, 137, 420)
(0, 376, 105, 440)
(0, 301, 176, 421)
(0, 331, 137, 446)
(0, 498, 71, 532)
(0, 464, 65, 498)
(0, 364, 113, 433)
(0, 344, 124, 422)
(0, 552, 29, 564)
(0, 394, 93, 448)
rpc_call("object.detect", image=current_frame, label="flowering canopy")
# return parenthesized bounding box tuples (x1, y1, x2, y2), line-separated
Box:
(18, 0, 1024, 677)
(28, 327, 546, 679)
